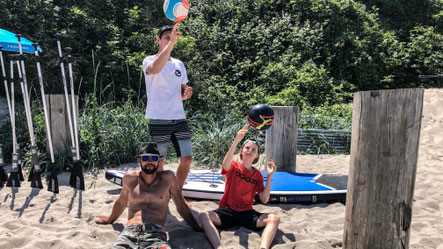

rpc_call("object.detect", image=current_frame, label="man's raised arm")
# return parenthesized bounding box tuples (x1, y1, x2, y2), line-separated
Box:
(146, 23, 181, 75)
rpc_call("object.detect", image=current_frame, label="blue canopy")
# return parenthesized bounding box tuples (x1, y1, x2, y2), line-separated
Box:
(0, 28, 42, 53)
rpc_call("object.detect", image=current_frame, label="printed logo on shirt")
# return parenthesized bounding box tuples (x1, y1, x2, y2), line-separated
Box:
(235, 171, 258, 184)
(175, 70, 181, 77)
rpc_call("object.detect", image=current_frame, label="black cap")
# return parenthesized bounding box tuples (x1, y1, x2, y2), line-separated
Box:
(157, 25, 173, 38)
(138, 142, 160, 156)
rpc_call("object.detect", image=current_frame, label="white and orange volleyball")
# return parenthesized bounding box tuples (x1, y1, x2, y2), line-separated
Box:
(163, 0, 189, 22)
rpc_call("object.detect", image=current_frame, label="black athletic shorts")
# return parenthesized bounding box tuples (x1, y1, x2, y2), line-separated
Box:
(213, 207, 264, 231)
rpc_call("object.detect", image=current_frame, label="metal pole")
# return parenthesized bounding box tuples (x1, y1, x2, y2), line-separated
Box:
(15, 36, 42, 188)
(0, 46, 13, 120)
(6, 55, 20, 187)
(55, 35, 76, 155)
(65, 47, 84, 190)
(0, 47, 11, 187)
(32, 44, 55, 163)
(32, 43, 58, 193)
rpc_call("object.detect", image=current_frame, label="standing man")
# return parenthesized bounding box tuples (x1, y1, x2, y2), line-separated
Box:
(96, 142, 201, 248)
(142, 23, 193, 192)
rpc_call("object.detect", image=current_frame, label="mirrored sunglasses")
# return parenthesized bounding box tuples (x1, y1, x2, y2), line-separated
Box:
(140, 154, 159, 162)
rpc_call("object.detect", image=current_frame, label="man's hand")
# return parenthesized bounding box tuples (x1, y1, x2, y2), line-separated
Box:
(170, 23, 182, 45)
(182, 84, 192, 100)
(95, 215, 111, 225)
(266, 160, 277, 176)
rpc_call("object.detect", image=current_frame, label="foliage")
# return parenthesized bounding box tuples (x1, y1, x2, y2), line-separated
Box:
(1, 0, 441, 113)
(79, 94, 150, 169)
(0, 0, 441, 166)
(299, 103, 353, 131)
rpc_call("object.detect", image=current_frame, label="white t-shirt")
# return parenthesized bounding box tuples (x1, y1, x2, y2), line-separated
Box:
(142, 55, 188, 120)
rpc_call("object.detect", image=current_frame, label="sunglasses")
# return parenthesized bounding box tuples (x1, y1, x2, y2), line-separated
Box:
(140, 154, 160, 162)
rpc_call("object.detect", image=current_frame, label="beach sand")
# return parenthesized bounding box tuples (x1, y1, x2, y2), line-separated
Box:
(0, 89, 442, 249)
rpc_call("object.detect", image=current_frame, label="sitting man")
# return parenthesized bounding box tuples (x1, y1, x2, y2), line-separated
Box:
(96, 142, 201, 249)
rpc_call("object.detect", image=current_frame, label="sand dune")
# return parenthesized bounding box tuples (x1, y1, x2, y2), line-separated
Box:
(0, 89, 442, 249)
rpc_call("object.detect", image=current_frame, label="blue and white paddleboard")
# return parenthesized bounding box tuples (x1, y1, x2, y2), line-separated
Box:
(105, 169, 347, 204)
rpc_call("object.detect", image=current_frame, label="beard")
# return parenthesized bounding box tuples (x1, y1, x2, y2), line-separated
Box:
(141, 163, 158, 174)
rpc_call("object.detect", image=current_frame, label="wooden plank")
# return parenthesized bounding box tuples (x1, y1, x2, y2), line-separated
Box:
(265, 106, 298, 172)
(343, 89, 423, 249)
(45, 94, 78, 157)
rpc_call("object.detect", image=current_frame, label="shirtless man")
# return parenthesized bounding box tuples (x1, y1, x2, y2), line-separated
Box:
(96, 142, 201, 249)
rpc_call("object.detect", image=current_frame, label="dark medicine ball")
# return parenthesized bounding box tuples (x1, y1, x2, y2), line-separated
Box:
(247, 104, 274, 131)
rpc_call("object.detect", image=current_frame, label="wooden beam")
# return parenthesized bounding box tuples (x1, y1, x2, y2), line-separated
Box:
(45, 94, 78, 157)
(265, 106, 298, 172)
(343, 89, 423, 249)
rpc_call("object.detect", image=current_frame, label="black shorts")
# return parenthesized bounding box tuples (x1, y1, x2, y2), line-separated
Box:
(213, 207, 264, 231)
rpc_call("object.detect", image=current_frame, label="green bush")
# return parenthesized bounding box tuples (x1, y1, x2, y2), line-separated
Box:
(299, 103, 353, 131)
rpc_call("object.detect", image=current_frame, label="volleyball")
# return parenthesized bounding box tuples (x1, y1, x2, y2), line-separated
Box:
(247, 104, 275, 131)
(163, 0, 189, 22)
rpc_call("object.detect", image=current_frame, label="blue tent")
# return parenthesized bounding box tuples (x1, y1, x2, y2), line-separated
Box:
(0, 28, 42, 53)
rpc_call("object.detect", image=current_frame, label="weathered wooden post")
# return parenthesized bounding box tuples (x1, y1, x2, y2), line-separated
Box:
(45, 94, 78, 156)
(343, 89, 423, 249)
(265, 106, 298, 172)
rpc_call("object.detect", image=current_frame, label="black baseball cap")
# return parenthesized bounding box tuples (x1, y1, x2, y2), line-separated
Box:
(157, 25, 173, 38)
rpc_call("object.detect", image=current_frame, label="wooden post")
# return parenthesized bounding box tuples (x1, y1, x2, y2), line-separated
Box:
(343, 89, 423, 249)
(45, 94, 78, 157)
(265, 106, 298, 172)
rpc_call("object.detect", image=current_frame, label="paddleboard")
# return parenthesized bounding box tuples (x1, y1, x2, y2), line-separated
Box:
(105, 169, 347, 204)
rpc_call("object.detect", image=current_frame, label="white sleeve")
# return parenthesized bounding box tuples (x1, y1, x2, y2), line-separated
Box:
(181, 62, 188, 85)
(143, 56, 155, 75)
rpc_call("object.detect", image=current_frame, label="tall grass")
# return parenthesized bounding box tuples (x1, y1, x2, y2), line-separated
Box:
(79, 94, 150, 170)
(188, 112, 245, 169)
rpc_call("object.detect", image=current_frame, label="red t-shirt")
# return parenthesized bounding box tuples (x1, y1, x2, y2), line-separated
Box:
(219, 161, 265, 211)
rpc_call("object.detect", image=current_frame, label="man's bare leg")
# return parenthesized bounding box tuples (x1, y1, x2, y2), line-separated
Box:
(176, 155, 192, 190)
(257, 214, 280, 249)
(199, 211, 223, 249)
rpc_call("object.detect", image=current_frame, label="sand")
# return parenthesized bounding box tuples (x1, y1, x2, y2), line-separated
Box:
(0, 89, 442, 249)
